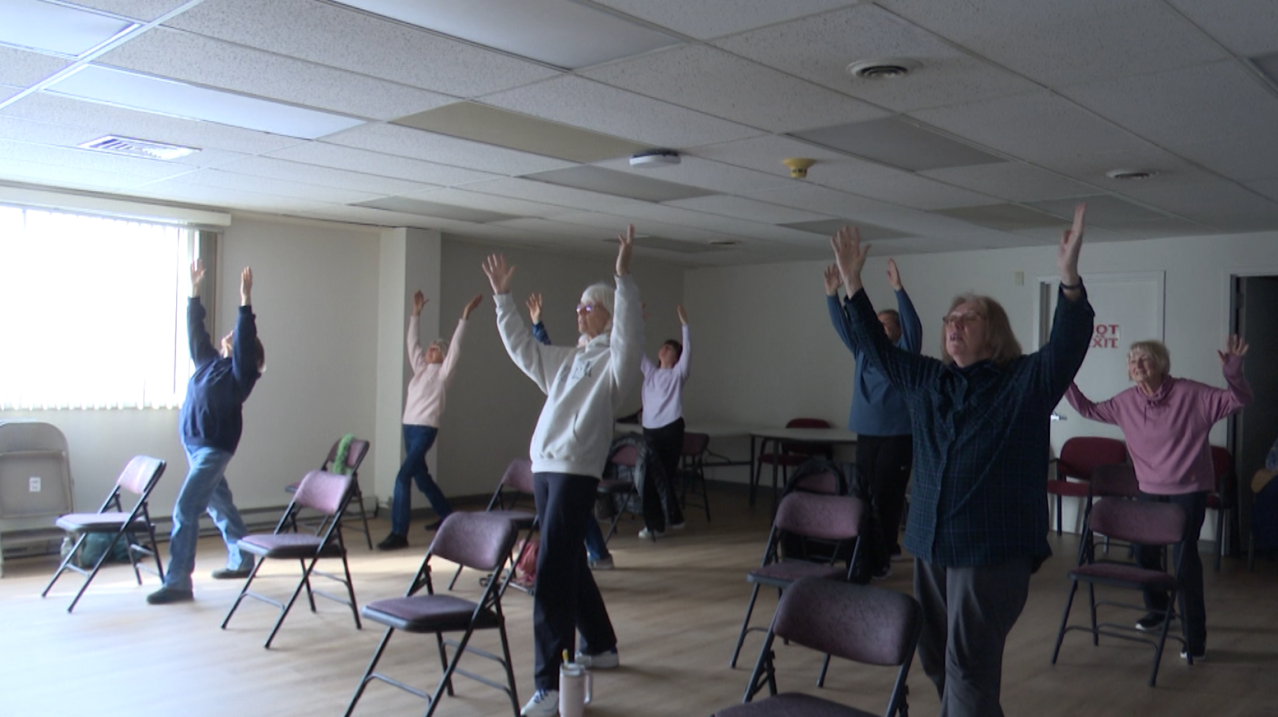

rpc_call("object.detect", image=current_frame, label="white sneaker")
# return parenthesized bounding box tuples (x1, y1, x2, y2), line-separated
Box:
(638, 527, 664, 540)
(521, 689, 559, 717)
(574, 648, 619, 669)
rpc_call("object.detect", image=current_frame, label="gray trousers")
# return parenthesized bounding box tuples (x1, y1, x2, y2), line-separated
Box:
(914, 556, 1034, 717)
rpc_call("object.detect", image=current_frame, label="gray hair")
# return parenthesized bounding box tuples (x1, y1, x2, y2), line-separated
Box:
(430, 338, 449, 357)
(580, 282, 615, 329)
(1128, 340, 1170, 377)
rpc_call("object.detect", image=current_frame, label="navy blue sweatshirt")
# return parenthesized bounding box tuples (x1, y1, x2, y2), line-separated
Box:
(179, 298, 261, 453)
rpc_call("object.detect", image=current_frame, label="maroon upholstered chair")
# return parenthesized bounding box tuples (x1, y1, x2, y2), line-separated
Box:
(1048, 436, 1128, 535)
(222, 469, 360, 648)
(449, 458, 537, 592)
(342, 512, 521, 717)
(1208, 446, 1234, 571)
(755, 418, 832, 507)
(717, 577, 920, 717)
(729, 491, 865, 674)
(42, 455, 167, 613)
(1052, 498, 1189, 686)
(680, 431, 712, 522)
(598, 442, 644, 542)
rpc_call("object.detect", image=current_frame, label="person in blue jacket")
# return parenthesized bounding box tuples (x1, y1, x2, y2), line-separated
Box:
(825, 257, 922, 579)
(149, 260, 263, 605)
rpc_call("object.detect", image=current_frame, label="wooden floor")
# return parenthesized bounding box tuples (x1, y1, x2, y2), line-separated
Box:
(4, 485, 1276, 717)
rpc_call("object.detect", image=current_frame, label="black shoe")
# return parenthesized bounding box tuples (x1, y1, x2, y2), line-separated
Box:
(1135, 613, 1173, 631)
(211, 564, 253, 580)
(1180, 648, 1207, 662)
(146, 587, 194, 605)
(377, 533, 409, 551)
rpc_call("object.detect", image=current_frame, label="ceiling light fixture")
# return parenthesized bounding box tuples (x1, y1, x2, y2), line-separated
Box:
(783, 157, 815, 179)
(629, 149, 680, 168)
(847, 58, 920, 80)
(0, 0, 138, 58)
(1105, 168, 1159, 180)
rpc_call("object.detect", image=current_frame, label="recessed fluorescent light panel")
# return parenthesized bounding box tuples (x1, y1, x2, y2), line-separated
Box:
(524, 166, 713, 203)
(333, 0, 680, 69)
(935, 204, 1061, 231)
(0, 0, 138, 57)
(793, 117, 1005, 172)
(45, 66, 365, 139)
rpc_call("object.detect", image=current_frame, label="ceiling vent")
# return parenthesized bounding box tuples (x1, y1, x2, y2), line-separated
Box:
(1105, 168, 1159, 181)
(847, 58, 919, 80)
(78, 135, 199, 161)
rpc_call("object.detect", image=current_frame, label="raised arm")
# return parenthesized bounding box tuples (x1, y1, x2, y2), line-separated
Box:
(673, 305, 691, 379)
(439, 294, 482, 382)
(608, 226, 644, 394)
(1059, 204, 1085, 303)
(825, 264, 858, 355)
(187, 259, 217, 366)
(889, 259, 924, 354)
(406, 291, 427, 373)
(1031, 204, 1095, 398)
(1205, 335, 1253, 420)
(485, 254, 573, 393)
(231, 267, 261, 393)
(527, 294, 551, 345)
(1064, 382, 1119, 425)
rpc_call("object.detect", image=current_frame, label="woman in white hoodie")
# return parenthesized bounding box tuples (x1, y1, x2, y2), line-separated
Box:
(483, 226, 642, 717)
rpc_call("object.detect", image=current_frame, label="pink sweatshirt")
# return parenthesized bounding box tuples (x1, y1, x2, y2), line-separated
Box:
(1065, 355, 1251, 494)
(402, 315, 466, 428)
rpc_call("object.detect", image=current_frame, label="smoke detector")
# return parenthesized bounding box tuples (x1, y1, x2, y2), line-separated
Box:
(630, 149, 680, 168)
(1105, 168, 1159, 181)
(783, 157, 816, 179)
(847, 58, 920, 80)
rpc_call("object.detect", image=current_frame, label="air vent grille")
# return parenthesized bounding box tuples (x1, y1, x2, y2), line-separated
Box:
(78, 135, 199, 161)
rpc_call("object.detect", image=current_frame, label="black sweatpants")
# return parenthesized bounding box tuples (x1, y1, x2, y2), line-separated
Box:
(855, 433, 913, 571)
(643, 417, 686, 526)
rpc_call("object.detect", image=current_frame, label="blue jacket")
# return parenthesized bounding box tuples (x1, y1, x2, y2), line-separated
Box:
(828, 289, 922, 436)
(179, 298, 261, 453)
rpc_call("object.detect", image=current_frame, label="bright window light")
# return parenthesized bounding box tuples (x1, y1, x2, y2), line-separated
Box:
(0, 0, 137, 57)
(0, 205, 195, 410)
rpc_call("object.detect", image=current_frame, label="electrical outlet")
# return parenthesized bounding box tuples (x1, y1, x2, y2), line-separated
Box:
(29, 476, 42, 492)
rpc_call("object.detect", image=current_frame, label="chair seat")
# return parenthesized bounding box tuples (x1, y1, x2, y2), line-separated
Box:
(716, 692, 877, 717)
(363, 594, 502, 632)
(485, 509, 536, 530)
(1070, 562, 1177, 591)
(748, 561, 845, 587)
(598, 478, 635, 494)
(56, 512, 147, 533)
(1046, 481, 1091, 497)
(239, 533, 344, 559)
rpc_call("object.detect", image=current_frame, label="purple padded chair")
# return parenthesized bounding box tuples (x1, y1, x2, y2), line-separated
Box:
(449, 458, 538, 592)
(717, 576, 920, 717)
(342, 512, 521, 717)
(285, 437, 372, 549)
(1052, 497, 1188, 686)
(42, 455, 166, 613)
(222, 469, 360, 648)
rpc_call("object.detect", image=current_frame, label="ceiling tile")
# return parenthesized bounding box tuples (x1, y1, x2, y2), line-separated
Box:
(590, 0, 857, 41)
(0, 114, 248, 168)
(1, 92, 305, 155)
(480, 75, 762, 148)
(1027, 194, 1172, 228)
(134, 179, 343, 213)
(615, 202, 817, 243)
(664, 195, 832, 225)
(211, 156, 438, 195)
(920, 162, 1102, 203)
(353, 196, 520, 223)
(159, 169, 383, 204)
(523, 166, 713, 203)
(934, 203, 1062, 231)
(870, 235, 986, 254)
(827, 170, 1000, 210)
(715, 3, 1040, 112)
(96, 28, 454, 121)
(401, 187, 567, 219)
(72, 1, 191, 22)
(880, 0, 1228, 87)
(164, 0, 560, 97)
(0, 156, 174, 192)
(0, 46, 71, 87)
(1106, 180, 1278, 231)
(0, 137, 194, 180)
(1166, 0, 1278, 56)
(793, 117, 1006, 171)
(462, 177, 638, 213)
(264, 141, 502, 186)
(738, 182, 906, 222)
(0, 84, 22, 104)
(322, 123, 575, 176)
(488, 217, 614, 240)
(779, 218, 909, 241)
(581, 45, 885, 133)
(546, 210, 734, 243)
(592, 155, 795, 195)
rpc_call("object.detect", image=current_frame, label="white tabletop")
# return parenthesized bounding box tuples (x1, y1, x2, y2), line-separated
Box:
(749, 427, 858, 444)
(615, 422, 768, 439)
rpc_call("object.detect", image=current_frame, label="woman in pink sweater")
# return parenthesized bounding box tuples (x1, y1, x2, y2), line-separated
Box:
(1066, 336, 1251, 661)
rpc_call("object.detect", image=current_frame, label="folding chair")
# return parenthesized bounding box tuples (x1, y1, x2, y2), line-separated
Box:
(1051, 498, 1188, 686)
(343, 512, 521, 717)
(1208, 446, 1234, 571)
(449, 458, 538, 593)
(1077, 463, 1141, 563)
(1047, 436, 1127, 535)
(598, 443, 644, 543)
(41, 455, 166, 613)
(286, 437, 373, 549)
(730, 491, 864, 681)
(679, 431, 711, 522)
(222, 469, 361, 648)
(716, 576, 920, 717)
(755, 418, 831, 508)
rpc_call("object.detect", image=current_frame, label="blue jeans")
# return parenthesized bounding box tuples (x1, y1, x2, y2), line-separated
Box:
(585, 518, 610, 561)
(391, 424, 452, 535)
(164, 445, 250, 591)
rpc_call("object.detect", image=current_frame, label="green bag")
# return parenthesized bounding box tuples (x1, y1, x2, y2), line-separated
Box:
(69, 533, 135, 569)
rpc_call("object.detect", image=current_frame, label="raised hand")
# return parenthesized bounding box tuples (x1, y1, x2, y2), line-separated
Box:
(616, 224, 635, 277)
(190, 259, 205, 297)
(886, 258, 903, 291)
(482, 254, 516, 295)
(412, 290, 426, 316)
(677, 304, 689, 326)
(823, 264, 841, 296)
(462, 293, 483, 320)
(1218, 334, 1250, 363)
(830, 225, 868, 293)
(525, 293, 543, 324)
(240, 267, 252, 306)
(1058, 203, 1086, 287)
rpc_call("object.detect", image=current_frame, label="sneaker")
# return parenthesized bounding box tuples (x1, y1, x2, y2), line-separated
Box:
(1135, 613, 1175, 632)
(1180, 648, 1207, 662)
(638, 527, 664, 540)
(574, 647, 620, 669)
(872, 565, 892, 581)
(377, 533, 409, 551)
(588, 556, 614, 570)
(668, 521, 686, 530)
(146, 587, 194, 605)
(211, 563, 254, 580)
(520, 689, 559, 717)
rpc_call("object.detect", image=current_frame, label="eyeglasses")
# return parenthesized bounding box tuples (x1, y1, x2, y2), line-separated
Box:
(576, 303, 597, 314)
(942, 311, 985, 327)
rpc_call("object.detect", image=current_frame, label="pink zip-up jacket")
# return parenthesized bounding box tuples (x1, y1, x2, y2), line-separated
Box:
(1065, 355, 1251, 494)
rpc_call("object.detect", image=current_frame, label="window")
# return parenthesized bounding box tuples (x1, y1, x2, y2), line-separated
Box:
(0, 205, 197, 410)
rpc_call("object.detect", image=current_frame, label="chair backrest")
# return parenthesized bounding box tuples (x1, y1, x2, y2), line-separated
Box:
(1210, 445, 1234, 492)
(1059, 436, 1128, 481)
(610, 443, 639, 468)
(1090, 463, 1139, 499)
(323, 438, 370, 475)
(500, 459, 535, 495)
(774, 491, 863, 542)
(429, 512, 518, 572)
(292, 470, 354, 516)
(786, 418, 830, 430)
(116, 456, 166, 497)
(1089, 498, 1186, 546)
(790, 468, 842, 495)
(681, 432, 709, 457)
(773, 576, 920, 667)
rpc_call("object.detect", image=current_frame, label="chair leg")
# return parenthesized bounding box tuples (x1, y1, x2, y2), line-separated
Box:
(1214, 506, 1225, 572)
(427, 629, 480, 717)
(497, 622, 520, 716)
(221, 560, 266, 629)
(340, 555, 362, 630)
(816, 653, 832, 688)
(264, 558, 321, 649)
(434, 633, 455, 697)
(65, 539, 118, 614)
(302, 558, 318, 613)
(1055, 493, 1063, 536)
(730, 584, 763, 668)
(343, 627, 396, 717)
(352, 483, 374, 551)
(41, 533, 87, 598)
(1150, 590, 1178, 686)
(1087, 583, 1098, 646)
(1051, 580, 1079, 664)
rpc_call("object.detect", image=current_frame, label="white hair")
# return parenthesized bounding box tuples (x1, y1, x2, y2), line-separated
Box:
(430, 338, 449, 357)
(580, 282, 615, 330)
